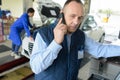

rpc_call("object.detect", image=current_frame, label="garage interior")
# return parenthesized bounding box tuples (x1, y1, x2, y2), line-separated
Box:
(0, 0, 120, 80)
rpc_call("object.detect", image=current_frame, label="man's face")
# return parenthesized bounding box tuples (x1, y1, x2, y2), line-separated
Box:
(63, 1, 84, 34)
(29, 12, 34, 17)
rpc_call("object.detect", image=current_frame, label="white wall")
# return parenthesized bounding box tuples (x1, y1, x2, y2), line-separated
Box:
(52, 0, 66, 7)
(0, 0, 33, 18)
(23, 0, 33, 12)
(0, 0, 24, 17)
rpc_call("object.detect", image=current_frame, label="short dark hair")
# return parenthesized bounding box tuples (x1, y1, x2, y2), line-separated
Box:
(27, 8, 35, 13)
(63, 0, 83, 7)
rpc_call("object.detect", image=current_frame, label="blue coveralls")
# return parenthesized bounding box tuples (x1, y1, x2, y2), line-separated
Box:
(9, 13, 33, 53)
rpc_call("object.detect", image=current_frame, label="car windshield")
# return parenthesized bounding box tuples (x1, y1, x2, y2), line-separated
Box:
(82, 16, 97, 31)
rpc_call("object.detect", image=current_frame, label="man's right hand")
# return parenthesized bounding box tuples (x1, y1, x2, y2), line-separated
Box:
(53, 18, 67, 44)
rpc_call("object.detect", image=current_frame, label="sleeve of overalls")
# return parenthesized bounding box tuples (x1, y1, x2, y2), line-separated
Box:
(28, 18, 33, 28)
(22, 15, 31, 37)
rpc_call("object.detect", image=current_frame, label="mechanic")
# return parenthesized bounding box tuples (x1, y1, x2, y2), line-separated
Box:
(30, 0, 120, 80)
(9, 8, 35, 59)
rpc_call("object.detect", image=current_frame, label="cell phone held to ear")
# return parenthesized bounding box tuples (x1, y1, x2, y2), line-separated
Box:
(58, 13, 66, 24)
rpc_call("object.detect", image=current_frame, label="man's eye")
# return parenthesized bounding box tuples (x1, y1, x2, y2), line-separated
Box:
(78, 16, 84, 20)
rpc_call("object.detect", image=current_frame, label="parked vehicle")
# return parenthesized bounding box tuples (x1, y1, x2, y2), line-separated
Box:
(21, 0, 61, 58)
(80, 14, 105, 42)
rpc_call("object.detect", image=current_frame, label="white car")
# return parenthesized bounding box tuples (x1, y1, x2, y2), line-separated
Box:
(21, 0, 61, 58)
(80, 14, 105, 42)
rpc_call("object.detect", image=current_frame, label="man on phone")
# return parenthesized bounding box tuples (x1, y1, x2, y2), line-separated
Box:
(30, 0, 120, 80)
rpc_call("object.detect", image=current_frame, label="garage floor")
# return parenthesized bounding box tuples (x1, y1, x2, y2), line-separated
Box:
(0, 40, 34, 80)
(0, 66, 34, 80)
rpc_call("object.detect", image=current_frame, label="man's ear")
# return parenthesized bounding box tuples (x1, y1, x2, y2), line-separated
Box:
(60, 9, 63, 13)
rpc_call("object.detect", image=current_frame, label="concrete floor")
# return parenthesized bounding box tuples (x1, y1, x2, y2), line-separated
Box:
(0, 66, 33, 80)
(0, 40, 13, 65)
(0, 40, 34, 80)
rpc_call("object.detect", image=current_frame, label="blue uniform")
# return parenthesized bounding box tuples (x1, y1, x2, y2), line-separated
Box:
(9, 13, 32, 46)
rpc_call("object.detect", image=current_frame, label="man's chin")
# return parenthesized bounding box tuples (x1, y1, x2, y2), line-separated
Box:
(67, 30, 76, 34)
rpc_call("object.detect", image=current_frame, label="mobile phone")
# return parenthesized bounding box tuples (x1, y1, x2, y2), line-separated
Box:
(58, 13, 66, 24)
